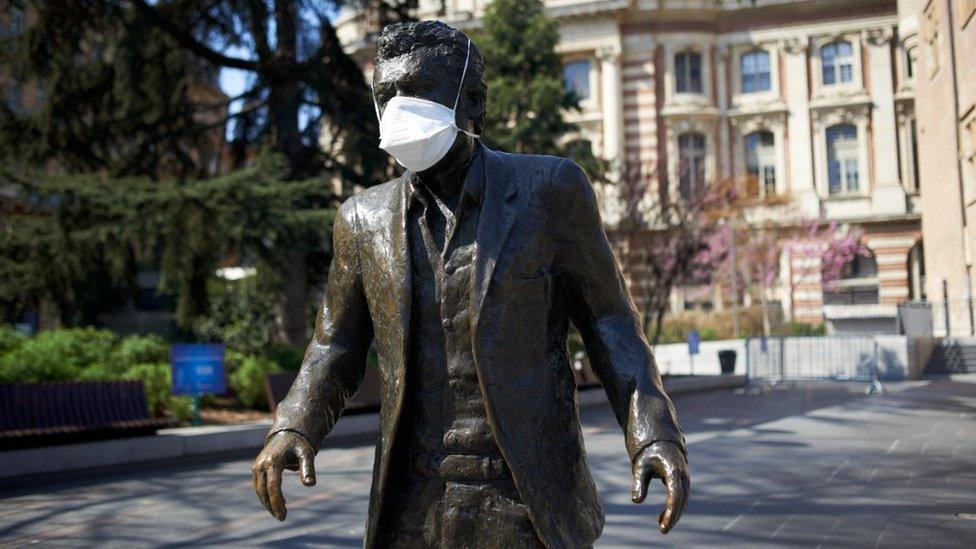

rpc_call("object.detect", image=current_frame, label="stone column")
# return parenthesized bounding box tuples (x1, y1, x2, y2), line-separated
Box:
(865, 27, 907, 215)
(781, 37, 820, 217)
(716, 46, 732, 178)
(598, 45, 624, 164)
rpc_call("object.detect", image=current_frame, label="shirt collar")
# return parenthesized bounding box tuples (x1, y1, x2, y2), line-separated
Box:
(407, 143, 485, 207)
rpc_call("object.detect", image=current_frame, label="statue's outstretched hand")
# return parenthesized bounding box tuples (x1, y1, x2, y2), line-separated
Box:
(252, 430, 316, 521)
(631, 441, 690, 534)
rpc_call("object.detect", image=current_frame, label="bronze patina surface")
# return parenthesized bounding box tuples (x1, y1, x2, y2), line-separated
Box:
(252, 20, 690, 548)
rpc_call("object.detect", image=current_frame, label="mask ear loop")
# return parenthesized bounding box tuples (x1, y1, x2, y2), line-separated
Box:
(453, 38, 479, 139)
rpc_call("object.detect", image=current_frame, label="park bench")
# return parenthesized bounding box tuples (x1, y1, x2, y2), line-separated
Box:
(0, 380, 175, 450)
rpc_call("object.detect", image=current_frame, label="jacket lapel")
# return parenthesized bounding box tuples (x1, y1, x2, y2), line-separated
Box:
(472, 148, 517, 321)
(388, 174, 412, 370)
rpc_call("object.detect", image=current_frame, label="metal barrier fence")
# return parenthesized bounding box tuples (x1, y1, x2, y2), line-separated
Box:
(744, 336, 884, 394)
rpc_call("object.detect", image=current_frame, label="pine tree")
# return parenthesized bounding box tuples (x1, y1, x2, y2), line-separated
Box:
(1, 1, 415, 344)
(0, 154, 336, 331)
(478, 0, 602, 178)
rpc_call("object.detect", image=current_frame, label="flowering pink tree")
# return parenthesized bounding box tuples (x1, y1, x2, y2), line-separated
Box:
(712, 216, 870, 335)
(612, 159, 738, 344)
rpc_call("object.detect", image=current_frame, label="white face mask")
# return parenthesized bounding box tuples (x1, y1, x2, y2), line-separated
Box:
(375, 39, 480, 172)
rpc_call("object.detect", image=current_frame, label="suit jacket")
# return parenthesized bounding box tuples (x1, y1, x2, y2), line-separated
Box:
(269, 147, 685, 548)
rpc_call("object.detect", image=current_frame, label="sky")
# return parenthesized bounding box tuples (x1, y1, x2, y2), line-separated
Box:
(217, 3, 341, 140)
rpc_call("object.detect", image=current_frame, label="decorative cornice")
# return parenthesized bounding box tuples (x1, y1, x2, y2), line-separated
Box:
(810, 88, 871, 106)
(728, 111, 788, 132)
(810, 103, 871, 123)
(660, 106, 722, 120)
(595, 44, 622, 62)
(863, 27, 895, 46)
(895, 100, 915, 120)
(779, 37, 809, 55)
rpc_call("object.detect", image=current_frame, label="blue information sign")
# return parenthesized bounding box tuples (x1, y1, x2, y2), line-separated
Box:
(687, 331, 700, 356)
(171, 344, 227, 395)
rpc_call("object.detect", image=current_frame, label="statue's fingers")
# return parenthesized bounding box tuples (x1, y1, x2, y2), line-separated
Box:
(267, 463, 287, 521)
(253, 461, 271, 514)
(659, 467, 687, 534)
(296, 444, 317, 487)
(631, 460, 652, 504)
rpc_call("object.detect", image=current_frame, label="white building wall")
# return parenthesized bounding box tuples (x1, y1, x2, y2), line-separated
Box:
(333, 0, 922, 326)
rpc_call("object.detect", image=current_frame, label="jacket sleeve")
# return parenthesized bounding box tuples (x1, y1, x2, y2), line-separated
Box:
(552, 158, 685, 461)
(266, 197, 374, 450)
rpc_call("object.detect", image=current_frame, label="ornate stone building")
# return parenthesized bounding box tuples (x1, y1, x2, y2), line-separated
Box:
(335, 0, 924, 328)
(899, 0, 976, 336)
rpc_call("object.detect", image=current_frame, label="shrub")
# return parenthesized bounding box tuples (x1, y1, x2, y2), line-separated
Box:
(168, 396, 194, 423)
(117, 334, 169, 366)
(191, 278, 277, 356)
(784, 321, 826, 336)
(0, 327, 120, 383)
(124, 363, 172, 417)
(266, 343, 304, 371)
(77, 363, 127, 382)
(122, 363, 197, 422)
(224, 349, 248, 375)
(229, 355, 281, 410)
(0, 326, 25, 355)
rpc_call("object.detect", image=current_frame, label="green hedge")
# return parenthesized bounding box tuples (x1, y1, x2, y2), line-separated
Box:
(0, 327, 295, 418)
(229, 356, 281, 409)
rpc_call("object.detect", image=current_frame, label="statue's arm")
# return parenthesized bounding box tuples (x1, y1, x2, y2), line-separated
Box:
(266, 197, 374, 450)
(551, 158, 685, 460)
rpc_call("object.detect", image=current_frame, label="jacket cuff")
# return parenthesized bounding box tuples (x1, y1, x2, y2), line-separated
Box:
(631, 439, 688, 465)
(265, 427, 317, 452)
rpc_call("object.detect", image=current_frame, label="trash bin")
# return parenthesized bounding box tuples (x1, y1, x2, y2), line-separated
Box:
(718, 350, 737, 374)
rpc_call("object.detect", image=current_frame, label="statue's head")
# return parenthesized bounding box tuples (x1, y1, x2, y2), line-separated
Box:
(373, 21, 487, 173)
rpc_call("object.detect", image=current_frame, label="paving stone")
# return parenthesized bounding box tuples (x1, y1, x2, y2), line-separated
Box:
(1, 378, 976, 547)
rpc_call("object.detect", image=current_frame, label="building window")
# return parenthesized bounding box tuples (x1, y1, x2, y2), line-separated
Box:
(675, 50, 703, 94)
(741, 50, 771, 93)
(821, 41, 854, 85)
(824, 252, 880, 305)
(826, 124, 860, 195)
(678, 132, 706, 199)
(910, 118, 920, 192)
(563, 60, 591, 101)
(745, 131, 776, 196)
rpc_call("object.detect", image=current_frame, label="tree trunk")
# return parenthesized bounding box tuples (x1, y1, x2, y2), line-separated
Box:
(651, 303, 667, 347)
(269, 0, 311, 345)
(761, 289, 771, 337)
(276, 250, 309, 346)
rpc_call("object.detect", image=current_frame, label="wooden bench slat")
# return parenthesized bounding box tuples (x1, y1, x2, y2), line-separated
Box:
(0, 380, 175, 449)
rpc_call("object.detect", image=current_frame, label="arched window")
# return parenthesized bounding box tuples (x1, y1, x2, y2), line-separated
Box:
(675, 51, 703, 93)
(741, 50, 771, 93)
(744, 131, 776, 196)
(821, 41, 854, 85)
(826, 124, 859, 195)
(678, 133, 706, 199)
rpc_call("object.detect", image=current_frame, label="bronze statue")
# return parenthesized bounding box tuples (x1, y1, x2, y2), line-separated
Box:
(252, 20, 689, 548)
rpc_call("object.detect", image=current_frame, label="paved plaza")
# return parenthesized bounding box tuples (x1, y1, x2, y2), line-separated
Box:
(2, 377, 976, 547)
